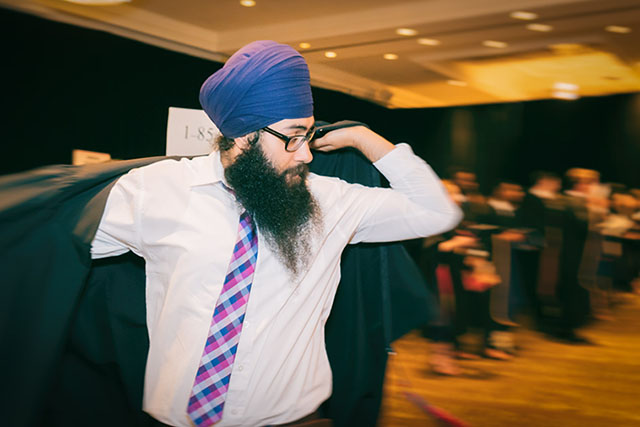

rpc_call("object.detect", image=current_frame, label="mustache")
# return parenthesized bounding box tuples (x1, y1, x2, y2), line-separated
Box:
(284, 164, 309, 179)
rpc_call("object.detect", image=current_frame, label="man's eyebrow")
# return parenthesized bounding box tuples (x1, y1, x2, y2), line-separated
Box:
(284, 125, 311, 131)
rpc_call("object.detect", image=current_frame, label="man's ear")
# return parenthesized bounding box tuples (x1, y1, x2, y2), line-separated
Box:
(234, 135, 250, 150)
(234, 131, 259, 151)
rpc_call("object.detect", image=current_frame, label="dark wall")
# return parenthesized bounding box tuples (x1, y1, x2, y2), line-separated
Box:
(385, 96, 640, 192)
(2, 7, 639, 190)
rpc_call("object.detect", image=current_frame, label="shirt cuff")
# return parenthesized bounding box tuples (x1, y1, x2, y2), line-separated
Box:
(373, 143, 425, 180)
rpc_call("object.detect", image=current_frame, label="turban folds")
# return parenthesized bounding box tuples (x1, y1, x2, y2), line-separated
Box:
(199, 40, 314, 138)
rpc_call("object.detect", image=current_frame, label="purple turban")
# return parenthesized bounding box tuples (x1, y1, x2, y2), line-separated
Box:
(199, 40, 314, 138)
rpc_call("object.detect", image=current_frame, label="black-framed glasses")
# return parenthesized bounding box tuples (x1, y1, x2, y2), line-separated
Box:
(262, 126, 316, 152)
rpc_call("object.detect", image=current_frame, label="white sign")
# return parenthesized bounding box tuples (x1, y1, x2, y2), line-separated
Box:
(166, 107, 220, 156)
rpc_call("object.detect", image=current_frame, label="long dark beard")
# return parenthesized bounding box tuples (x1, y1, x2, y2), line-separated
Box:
(224, 137, 321, 277)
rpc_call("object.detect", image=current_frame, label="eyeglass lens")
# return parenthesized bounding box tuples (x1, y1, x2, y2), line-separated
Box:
(286, 128, 315, 152)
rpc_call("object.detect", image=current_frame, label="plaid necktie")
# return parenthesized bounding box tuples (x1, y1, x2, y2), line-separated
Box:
(187, 211, 258, 426)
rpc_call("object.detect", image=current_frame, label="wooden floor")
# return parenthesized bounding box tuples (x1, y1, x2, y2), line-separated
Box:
(379, 292, 640, 427)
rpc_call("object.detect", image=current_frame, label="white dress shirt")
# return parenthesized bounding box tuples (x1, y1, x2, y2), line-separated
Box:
(91, 143, 461, 426)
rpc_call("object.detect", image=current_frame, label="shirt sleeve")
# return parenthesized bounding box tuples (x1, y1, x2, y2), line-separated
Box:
(90, 168, 144, 259)
(348, 143, 462, 244)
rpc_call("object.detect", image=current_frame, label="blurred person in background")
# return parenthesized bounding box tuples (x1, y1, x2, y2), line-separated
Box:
(413, 180, 465, 375)
(627, 190, 640, 293)
(518, 172, 563, 330)
(441, 227, 508, 360)
(520, 172, 563, 236)
(482, 181, 528, 357)
(434, 179, 510, 361)
(597, 188, 640, 295)
(487, 182, 525, 228)
(453, 170, 493, 224)
(631, 189, 640, 222)
(549, 168, 597, 341)
(599, 190, 638, 237)
(453, 170, 479, 197)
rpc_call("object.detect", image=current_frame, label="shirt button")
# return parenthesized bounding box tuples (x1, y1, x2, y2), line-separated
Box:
(238, 365, 244, 371)
(231, 409, 238, 415)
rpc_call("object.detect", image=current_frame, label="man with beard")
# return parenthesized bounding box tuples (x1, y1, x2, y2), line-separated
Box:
(91, 40, 461, 426)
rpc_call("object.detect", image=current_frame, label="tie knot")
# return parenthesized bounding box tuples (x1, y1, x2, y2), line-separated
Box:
(239, 210, 252, 226)
(222, 183, 236, 198)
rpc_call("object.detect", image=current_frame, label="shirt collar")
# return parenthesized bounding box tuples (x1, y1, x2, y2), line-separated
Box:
(189, 150, 228, 187)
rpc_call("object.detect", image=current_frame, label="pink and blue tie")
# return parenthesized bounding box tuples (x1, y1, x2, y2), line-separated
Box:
(187, 211, 258, 426)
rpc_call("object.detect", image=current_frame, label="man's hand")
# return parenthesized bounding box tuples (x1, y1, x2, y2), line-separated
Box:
(310, 125, 395, 163)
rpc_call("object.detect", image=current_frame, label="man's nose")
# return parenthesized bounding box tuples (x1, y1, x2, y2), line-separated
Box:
(294, 141, 313, 164)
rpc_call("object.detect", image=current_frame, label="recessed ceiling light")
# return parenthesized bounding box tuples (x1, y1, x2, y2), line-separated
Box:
(447, 80, 468, 87)
(552, 90, 579, 100)
(417, 38, 441, 46)
(396, 28, 418, 36)
(553, 82, 579, 91)
(605, 25, 632, 34)
(324, 51, 337, 58)
(383, 53, 399, 60)
(240, 0, 256, 7)
(483, 40, 508, 48)
(298, 42, 311, 49)
(510, 11, 538, 20)
(526, 23, 553, 32)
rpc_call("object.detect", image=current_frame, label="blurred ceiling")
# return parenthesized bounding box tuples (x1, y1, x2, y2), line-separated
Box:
(2, 0, 640, 108)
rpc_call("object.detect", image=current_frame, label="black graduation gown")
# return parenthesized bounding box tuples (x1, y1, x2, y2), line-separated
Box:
(0, 151, 433, 427)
